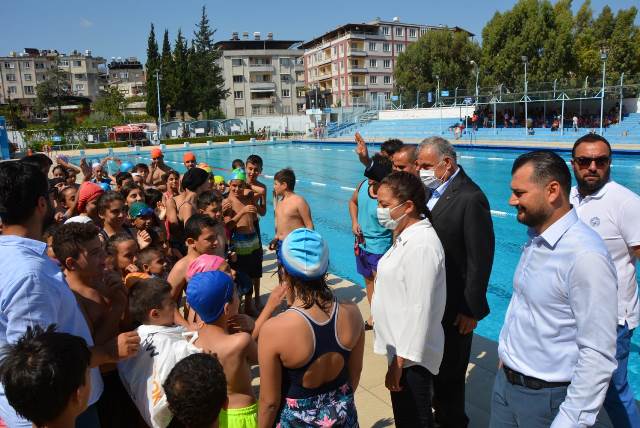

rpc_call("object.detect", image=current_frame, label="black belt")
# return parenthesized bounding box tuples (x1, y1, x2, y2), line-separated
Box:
(503, 366, 571, 390)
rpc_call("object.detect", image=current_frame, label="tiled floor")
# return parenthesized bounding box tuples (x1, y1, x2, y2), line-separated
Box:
(257, 250, 615, 427)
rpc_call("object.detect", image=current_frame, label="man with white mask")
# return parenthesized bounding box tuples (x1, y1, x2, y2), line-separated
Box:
(415, 137, 495, 428)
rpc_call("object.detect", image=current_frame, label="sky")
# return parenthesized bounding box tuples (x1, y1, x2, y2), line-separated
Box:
(3, 0, 639, 63)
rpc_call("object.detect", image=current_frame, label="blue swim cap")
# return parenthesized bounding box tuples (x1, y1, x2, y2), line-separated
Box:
(98, 182, 111, 192)
(280, 228, 329, 280)
(186, 271, 235, 323)
(120, 161, 133, 172)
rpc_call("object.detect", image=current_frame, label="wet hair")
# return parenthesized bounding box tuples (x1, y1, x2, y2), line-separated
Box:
(52, 165, 69, 179)
(107, 232, 138, 256)
(380, 171, 430, 220)
(245, 154, 263, 169)
(511, 150, 572, 197)
(119, 183, 145, 201)
(284, 270, 334, 313)
(184, 214, 219, 241)
(274, 168, 296, 191)
(197, 190, 223, 210)
(134, 163, 149, 174)
(0, 161, 48, 225)
(418, 136, 457, 162)
(97, 191, 125, 215)
(0, 325, 90, 427)
(572, 134, 612, 158)
(115, 172, 133, 188)
(128, 278, 171, 325)
(145, 188, 163, 209)
(163, 353, 227, 428)
(231, 159, 244, 170)
(136, 246, 163, 271)
(380, 139, 404, 156)
(52, 223, 100, 269)
(165, 169, 180, 183)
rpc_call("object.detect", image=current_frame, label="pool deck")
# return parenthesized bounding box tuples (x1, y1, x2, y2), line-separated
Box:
(254, 249, 614, 427)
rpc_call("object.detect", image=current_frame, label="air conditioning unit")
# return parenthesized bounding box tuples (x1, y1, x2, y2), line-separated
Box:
(254, 32, 261, 40)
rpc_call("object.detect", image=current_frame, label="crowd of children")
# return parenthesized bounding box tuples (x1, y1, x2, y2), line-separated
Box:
(0, 149, 365, 428)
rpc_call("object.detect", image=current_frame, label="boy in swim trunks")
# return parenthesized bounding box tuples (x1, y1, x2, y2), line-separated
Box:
(245, 155, 267, 310)
(187, 271, 258, 428)
(224, 168, 261, 316)
(269, 168, 314, 265)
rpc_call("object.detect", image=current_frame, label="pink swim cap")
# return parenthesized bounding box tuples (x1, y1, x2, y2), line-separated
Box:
(187, 254, 226, 281)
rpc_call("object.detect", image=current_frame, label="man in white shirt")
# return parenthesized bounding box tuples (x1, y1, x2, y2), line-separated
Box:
(569, 134, 640, 426)
(492, 150, 617, 427)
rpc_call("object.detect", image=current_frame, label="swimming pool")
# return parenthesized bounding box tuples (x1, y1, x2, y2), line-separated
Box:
(106, 141, 640, 395)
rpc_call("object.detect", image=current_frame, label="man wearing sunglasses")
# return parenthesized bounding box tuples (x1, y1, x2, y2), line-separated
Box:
(570, 134, 640, 426)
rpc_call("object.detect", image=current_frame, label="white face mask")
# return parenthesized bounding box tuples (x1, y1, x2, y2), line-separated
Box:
(419, 161, 445, 190)
(376, 202, 407, 230)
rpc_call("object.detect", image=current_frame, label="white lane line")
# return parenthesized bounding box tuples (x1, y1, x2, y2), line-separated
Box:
(460, 155, 475, 159)
(340, 186, 356, 191)
(487, 157, 504, 161)
(490, 210, 511, 218)
(322, 148, 332, 151)
(337, 149, 347, 152)
(311, 181, 327, 187)
(263, 174, 274, 179)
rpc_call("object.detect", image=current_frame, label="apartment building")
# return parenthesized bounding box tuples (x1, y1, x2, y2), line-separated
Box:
(57, 50, 105, 100)
(107, 57, 146, 97)
(215, 32, 306, 119)
(302, 17, 473, 107)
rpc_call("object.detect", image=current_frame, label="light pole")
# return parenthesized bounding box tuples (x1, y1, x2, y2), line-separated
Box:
(470, 60, 479, 111)
(599, 47, 608, 135)
(619, 72, 624, 125)
(435, 74, 442, 135)
(522, 56, 528, 136)
(155, 70, 162, 142)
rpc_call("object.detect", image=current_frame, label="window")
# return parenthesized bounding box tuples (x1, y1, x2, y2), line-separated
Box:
(385, 92, 391, 100)
(7, 86, 16, 94)
(382, 26, 390, 35)
(421, 28, 428, 36)
(333, 47, 337, 56)
(383, 43, 390, 52)
(369, 59, 377, 68)
(234, 91, 243, 99)
(232, 58, 243, 67)
(267, 106, 275, 114)
(61, 60, 69, 66)
(409, 28, 417, 38)
(280, 58, 291, 67)
(3, 62, 14, 69)
(117, 72, 126, 79)
(24, 86, 34, 95)
(396, 27, 403, 36)
(75, 84, 84, 91)
(283, 105, 291, 114)
(396, 44, 404, 53)
(252, 106, 262, 115)
(339, 45, 343, 55)
(235, 107, 245, 116)
(232, 75, 243, 83)
(369, 42, 376, 51)
(282, 89, 290, 97)
(369, 75, 377, 84)
(24, 74, 32, 81)
(73, 60, 82, 67)
(5, 74, 15, 82)
(35, 62, 45, 69)
(297, 89, 305, 98)
(23, 62, 30, 69)
(297, 103, 305, 112)
(384, 59, 391, 68)
(340, 76, 345, 87)
(281, 74, 291, 82)
(75, 73, 86, 79)
(384, 75, 391, 84)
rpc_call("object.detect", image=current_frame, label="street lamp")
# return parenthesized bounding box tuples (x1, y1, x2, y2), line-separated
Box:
(155, 70, 162, 142)
(435, 74, 442, 135)
(599, 47, 608, 135)
(522, 55, 528, 136)
(470, 60, 479, 110)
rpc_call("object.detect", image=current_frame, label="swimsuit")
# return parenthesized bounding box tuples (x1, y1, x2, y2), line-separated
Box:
(219, 403, 258, 428)
(231, 232, 262, 279)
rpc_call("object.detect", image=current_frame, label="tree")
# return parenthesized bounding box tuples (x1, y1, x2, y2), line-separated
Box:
(172, 29, 192, 120)
(93, 87, 126, 118)
(190, 6, 227, 119)
(145, 24, 160, 119)
(35, 64, 70, 121)
(394, 29, 480, 106)
(160, 29, 174, 119)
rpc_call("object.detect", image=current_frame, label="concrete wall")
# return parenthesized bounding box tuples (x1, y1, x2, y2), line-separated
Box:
(245, 114, 312, 132)
(379, 105, 475, 120)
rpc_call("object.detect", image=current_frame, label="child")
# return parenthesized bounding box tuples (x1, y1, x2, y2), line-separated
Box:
(97, 191, 129, 241)
(197, 190, 228, 258)
(245, 155, 267, 309)
(108, 233, 140, 282)
(136, 246, 169, 279)
(134, 163, 150, 185)
(183, 152, 197, 169)
(163, 353, 228, 428)
(270, 168, 314, 263)
(0, 325, 92, 428)
(166, 214, 220, 326)
(128, 201, 159, 250)
(115, 171, 134, 191)
(66, 181, 105, 225)
(43, 224, 60, 261)
(118, 278, 201, 428)
(187, 271, 258, 427)
(231, 158, 245, 170)
(58, 186, 78, 222)
(224, 169, 261, 315)
(120, 183, 146, 207)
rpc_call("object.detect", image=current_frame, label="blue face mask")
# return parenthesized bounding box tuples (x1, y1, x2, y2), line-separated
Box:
(376, 202, 407, 230)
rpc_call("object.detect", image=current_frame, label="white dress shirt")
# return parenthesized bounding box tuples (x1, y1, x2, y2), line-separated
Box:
(498, 209, 617, 428)
(427, 167, 460, 211)
(570, 181, 640, 329)
(372, 219, 446, 374)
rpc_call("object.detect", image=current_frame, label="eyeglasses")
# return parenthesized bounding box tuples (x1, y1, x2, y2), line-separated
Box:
(573, 156, 610, 168)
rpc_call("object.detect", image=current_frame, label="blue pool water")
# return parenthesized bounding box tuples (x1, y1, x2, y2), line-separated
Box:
(105, 141, 640, 395)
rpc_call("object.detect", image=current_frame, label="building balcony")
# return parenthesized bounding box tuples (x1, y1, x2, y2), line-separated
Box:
(318, 73, 332, 81)
(250, 97, 275, 105)
(349, 83, 368, 90)
(347, 67, 368, 73)
(316, 56, 332, 66)
(348, 49, 367, 57)
(248, 64, 274, 72)
(249, 81, 276, 91)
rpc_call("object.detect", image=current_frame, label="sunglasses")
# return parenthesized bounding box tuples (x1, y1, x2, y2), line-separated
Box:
(573, 156, 610, 168)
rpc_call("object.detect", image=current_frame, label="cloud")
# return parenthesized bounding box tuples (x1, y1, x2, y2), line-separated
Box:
(80, 17, 93, 28)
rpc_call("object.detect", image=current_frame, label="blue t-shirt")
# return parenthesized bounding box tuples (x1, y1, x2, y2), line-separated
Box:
(357, 180, 393, 255)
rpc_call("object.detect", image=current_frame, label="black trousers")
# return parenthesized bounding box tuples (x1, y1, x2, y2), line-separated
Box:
(390, 365, 435, 428)
(433, 321, 473, 428)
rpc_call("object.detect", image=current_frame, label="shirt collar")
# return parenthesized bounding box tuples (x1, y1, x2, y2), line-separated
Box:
(0, 234, 47, 256)
(433, 167, 460, 196)
(528, 209, 578, 248)
(570, 180, 611, 202)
